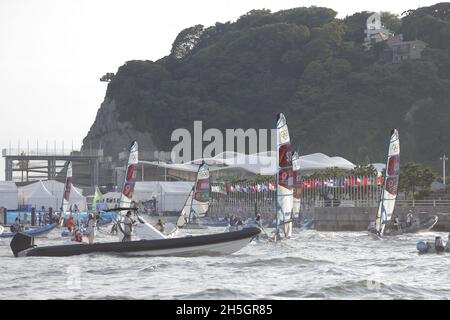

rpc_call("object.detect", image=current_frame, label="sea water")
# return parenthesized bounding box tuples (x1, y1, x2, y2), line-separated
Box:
(0, 226, 449, 299)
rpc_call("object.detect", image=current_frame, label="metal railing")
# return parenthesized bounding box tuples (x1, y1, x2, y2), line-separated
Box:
(2, 148, 103, 157)
(312, 199, 450, 208)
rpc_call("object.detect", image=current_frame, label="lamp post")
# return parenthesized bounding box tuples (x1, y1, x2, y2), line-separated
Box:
(440, 154, 448, 189)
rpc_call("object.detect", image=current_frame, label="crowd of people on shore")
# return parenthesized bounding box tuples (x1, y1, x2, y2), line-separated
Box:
(9, 207, 61, 233)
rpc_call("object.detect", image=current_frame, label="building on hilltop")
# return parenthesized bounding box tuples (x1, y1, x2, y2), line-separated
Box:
(363, 12, 393, 50)
(380, 34, 428, 63)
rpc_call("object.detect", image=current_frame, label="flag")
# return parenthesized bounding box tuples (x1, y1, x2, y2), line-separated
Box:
(269, 182, 276, 191)
(92, 186, 103, 211)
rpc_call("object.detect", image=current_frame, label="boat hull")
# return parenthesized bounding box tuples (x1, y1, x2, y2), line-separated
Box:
(11, 227, 260, 257)
(384, 215, 438, 236)
(0, 223, 57, 238)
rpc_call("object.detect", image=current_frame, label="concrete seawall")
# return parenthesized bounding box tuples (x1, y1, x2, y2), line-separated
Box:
(306, 206, 450, 232)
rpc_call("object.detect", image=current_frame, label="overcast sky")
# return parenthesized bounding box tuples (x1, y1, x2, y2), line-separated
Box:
(0, 0, 438, 180)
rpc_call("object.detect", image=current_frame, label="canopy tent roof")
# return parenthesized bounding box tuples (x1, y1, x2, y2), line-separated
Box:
(158, 181, 194, 194)
(18, 180, 87, 211)
(0, 181, 18, 193)
(21, 180, 57, 209)
(0, 181, 19, 210)
(99, 182, 194, 212)
(141, 152, 357, 176)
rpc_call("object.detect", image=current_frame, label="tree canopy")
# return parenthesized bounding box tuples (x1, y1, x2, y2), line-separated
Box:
(86, 4, 450, 173)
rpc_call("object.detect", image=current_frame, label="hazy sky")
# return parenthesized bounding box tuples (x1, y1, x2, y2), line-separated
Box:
(0, 0, 438, 179)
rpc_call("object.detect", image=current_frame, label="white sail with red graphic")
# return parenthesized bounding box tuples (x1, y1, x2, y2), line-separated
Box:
(177, 163, 210, 228)
(375, 129, 400, 236)
(292, 152, 301, 217)
(61, 161, 72, 213)
(118, 141, 138, 209)
(276, 113, 294, 238)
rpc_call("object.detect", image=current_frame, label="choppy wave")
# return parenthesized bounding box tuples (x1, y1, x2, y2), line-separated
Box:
(1, 228, 450, 299)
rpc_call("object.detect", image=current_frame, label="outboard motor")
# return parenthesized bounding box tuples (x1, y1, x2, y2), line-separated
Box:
(10, 233, 35, 257)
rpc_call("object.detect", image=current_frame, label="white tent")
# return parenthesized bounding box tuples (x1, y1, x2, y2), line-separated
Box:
(18, 180, 87, 211)
(141, 151, 357, 176)
(134, 182, 160, 202)
(41, 180, 87, 212)
(97, 182, 194, 213)
(0, 181, 18, 210)
(158, 182, 194, 212)
(101, 191, 121, 209)
(22, 180, 57, 209)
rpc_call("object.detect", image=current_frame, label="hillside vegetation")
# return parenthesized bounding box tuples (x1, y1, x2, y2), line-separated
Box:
(83, 3, 450, 170)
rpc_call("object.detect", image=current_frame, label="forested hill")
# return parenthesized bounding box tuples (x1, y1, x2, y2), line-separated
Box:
(82, 3, 450, 170)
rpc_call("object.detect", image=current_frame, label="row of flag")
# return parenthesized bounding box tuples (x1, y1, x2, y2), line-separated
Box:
(212, 176, 384, 194)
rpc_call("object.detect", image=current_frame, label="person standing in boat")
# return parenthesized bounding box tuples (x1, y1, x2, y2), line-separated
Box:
(121, 211, 135, 242)
(255, 214, 262, 227)
(31, 208, 36, 226)
(85, 213, 96, 244)
(393, 214, 401, 232)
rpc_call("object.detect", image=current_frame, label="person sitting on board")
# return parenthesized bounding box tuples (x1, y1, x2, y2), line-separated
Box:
(10, 217, 21, 233)
(435, 236, 445, 253)
(155, 219, 165, 232)
(122, 211, 135, 242)
(67, 214, 74, 233)
(71, 228, 83, 242)
(236, 217, 244, 230)
(85, 213, 96, 244)
(229, 215, 236, 227)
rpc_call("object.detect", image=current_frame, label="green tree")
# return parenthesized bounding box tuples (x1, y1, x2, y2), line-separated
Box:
(399, 162, 436, 199)
(351, 163, 378, 176)
(308, 167, 352, 179)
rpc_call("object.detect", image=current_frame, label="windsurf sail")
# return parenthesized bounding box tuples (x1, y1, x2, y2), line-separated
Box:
(118, 141, 138, 210)
(61, 161, 72, 213)
(292, 151, 301, 217)
(276, 113, 294, 239)
(117, 141, 166, 240)
(177, 163, 210, 228)
(375, 129, 400, 236)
